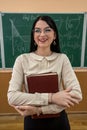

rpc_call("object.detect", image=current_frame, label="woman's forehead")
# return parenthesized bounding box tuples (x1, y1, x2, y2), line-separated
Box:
(35, 20, 49, 28)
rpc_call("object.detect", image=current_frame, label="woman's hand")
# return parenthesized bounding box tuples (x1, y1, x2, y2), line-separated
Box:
(51, 87, 80, 108)
(11, 105, 41, 117)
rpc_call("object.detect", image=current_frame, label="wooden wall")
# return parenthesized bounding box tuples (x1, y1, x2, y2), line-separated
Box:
(0, 70, 16, 113)
(0, 69, 87, 114)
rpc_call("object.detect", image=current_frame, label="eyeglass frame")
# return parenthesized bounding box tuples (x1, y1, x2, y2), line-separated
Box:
(33, 27, 54, 35)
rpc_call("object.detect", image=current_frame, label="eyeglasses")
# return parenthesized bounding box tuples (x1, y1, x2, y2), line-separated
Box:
(33, 27, 53, 35)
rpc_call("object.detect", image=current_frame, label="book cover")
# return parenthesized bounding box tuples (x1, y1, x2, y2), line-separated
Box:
(26, 72, 59, 118)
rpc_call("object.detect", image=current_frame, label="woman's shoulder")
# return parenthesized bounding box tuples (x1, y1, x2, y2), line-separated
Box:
(53, 53, 70, 63)
(54, 52, 68, 58)
(16, 53, 32, 58)
(15, 53, 32, 63)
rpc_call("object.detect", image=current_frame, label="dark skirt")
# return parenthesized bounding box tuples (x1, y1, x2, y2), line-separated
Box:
(24, 110, 70, 130)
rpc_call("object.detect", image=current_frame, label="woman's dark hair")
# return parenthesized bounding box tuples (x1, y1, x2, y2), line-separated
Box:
(30, 15, 61, 53)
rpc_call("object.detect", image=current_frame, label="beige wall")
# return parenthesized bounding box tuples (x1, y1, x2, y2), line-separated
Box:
(0, 0, 87, 13)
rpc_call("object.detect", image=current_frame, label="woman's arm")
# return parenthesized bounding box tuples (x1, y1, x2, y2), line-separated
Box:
(61, 54, 82, 101)
(7, 55, 48, 106)
(11, 87, 81, 117)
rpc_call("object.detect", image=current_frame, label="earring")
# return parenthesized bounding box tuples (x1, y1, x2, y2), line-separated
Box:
(53, 40, 56, 45)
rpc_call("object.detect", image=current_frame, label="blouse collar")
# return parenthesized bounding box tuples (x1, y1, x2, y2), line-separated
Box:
(30, 52, 58, 61)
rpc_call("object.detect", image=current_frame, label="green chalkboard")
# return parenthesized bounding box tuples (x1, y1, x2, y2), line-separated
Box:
(0, 44, 2, 68)
(1, 13, 84, 68)
(84, 28, 87, 67)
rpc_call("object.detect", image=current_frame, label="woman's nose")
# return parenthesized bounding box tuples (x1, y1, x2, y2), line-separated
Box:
(40, 31, 46, 36)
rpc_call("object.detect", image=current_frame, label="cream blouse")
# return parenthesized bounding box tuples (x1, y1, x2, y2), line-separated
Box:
(7, 52, 82, 114)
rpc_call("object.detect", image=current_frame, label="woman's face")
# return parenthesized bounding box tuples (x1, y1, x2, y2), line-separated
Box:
(33, 20, 56, 49)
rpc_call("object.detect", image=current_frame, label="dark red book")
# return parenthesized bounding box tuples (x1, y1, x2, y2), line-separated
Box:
(26, 72, 60, 119)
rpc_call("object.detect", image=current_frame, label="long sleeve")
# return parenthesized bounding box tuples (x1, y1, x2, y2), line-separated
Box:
(61, 55, 82, 101)
(41, 104, 65, 114)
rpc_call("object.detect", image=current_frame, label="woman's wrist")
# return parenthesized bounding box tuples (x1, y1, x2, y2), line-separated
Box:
(48, 93, 54, 103)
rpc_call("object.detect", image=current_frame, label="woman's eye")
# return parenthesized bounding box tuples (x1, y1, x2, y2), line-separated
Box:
(34, 28, 52, 34)
(34, 29, 41, 33)
(45, 29, 51, 32)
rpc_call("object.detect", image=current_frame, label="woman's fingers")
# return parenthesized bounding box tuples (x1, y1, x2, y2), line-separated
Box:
(65, 87, 72, 92)
(15, 105, 28, 110)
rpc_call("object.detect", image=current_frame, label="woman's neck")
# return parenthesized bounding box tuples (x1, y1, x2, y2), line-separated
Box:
(35, 48, 52, 56)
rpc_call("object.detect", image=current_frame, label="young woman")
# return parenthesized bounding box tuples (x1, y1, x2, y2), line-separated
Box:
(7, 15, 82, 130)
